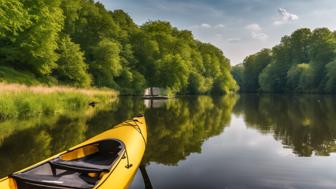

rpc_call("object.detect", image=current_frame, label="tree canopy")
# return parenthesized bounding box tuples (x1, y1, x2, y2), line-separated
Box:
(0, 0, 237, 95)
(234, 28, 336, 93)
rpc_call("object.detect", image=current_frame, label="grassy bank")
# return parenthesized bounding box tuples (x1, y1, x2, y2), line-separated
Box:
(0, 67, 41, 85)
(0, 83, 118, 120)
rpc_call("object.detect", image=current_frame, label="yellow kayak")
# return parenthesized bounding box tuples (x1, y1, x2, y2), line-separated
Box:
(0, 115, 147, 189)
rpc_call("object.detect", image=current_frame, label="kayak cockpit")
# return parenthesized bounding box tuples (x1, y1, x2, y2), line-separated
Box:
(11, 139, 125, 189)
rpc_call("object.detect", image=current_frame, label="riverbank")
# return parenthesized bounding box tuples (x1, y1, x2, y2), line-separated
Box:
(0, 83, 118, 120)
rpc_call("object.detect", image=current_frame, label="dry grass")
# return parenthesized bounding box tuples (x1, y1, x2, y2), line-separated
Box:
(0, 82, 118, 97)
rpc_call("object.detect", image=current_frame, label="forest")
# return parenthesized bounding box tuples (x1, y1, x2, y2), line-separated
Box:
(0, 0, 238, 95)
(233, 28, 336, 93)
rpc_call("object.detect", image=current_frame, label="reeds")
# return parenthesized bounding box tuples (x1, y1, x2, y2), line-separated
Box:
(0, 83, 118, 120)
(0, 83, 117, 96)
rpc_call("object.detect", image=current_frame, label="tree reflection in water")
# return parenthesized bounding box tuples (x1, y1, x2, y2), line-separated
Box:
(0, 95, 336, 179)
(234, 94, 336, 157)
(143, 95, 237, 165)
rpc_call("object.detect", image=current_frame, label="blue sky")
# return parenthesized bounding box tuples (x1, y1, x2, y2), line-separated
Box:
(99, 0, 336, 65)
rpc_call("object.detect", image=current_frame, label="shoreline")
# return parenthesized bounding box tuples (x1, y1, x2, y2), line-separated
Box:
(0, 82, 118, 120)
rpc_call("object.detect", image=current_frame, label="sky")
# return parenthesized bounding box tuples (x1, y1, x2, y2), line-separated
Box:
(98, 0, 336, 65)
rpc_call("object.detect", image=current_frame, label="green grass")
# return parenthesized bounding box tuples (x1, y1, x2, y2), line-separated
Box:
(0, 84, 117, 120)
(0, 92, 88, 120)
(0, 66, 41, 85)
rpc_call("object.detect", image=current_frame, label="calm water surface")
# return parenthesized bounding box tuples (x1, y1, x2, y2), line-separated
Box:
(1, 95, 336, 189)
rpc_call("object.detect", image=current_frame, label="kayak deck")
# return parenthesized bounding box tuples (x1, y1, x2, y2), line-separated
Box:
(12, 140, 125, 189)
(0, 115, 147, 189)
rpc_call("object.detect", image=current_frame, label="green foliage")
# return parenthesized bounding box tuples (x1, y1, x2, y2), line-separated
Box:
(155, 54, 190, 92)
(286, 63, 310, 91)
(241, 49, 272, 92)
(55, 35, 91, 87)
(187, 72, 211, 94)
(0, 66, 40, 85)
(116, 69, 146, 95)
(19, 0, 64, 75)
(0, 0, 237, 95)
(90, 39, 122, 87)
(212, 71, 238, 95)
(0, 0, 31, 39)
(325, 60, 336, 92)
(0, 92, 82, 120)
(0, 0, 64, 76)
(236, 27, 336, 93)
(0, 95, 17, 120)
(132, 21, 237, 94)
(231, 65, 244, 90)
(0, 89, 115, 121)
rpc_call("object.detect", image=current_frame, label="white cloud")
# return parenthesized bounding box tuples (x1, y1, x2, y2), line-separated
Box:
(273, 8, 299, 25)
(190, 23, 212, 29)
(245, 23, 262, 32)
(251, 32, 268, 41)
(215, 24, 225, 29)
(227, 38, 241, 43)
(191, 23, 225, 30)
(200, 23, 211, 28)
(245, 23, 268, 41)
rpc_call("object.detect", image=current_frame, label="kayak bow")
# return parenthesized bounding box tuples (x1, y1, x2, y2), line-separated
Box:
(0, 115, 147, 189)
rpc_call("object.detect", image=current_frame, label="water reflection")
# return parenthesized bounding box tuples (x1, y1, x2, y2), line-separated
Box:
(1, 95, 336, 188)
(144, 99, 167, 109)
(143, 95, 237, 165)
(0, 115, 88, 177)
(234, 95, 336, 156)
(130, 95, 336, 189)
(0, 97, 145, 178)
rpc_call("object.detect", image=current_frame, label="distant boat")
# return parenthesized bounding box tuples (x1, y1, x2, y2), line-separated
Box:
(143, 87, 170, 99)
(0, 115, 147, 189)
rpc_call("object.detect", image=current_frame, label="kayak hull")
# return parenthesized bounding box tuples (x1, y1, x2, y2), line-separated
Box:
(0, 115, 147, 189)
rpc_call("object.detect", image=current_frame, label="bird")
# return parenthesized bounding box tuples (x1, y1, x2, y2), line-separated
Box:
(88, 101, 98, 107)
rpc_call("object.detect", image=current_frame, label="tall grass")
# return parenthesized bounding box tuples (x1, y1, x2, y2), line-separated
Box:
(0, 83, 118, 120)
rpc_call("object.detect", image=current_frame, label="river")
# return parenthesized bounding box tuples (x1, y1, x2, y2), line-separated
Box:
(1, 95, 336, 189)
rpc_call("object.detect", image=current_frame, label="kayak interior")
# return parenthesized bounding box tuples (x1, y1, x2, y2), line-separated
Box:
(11, 139, 125, 189)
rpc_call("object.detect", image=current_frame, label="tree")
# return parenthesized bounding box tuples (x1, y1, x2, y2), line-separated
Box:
(242, 49, 271, 92)
(0, 0, 30, 39)
(232, 65, 244, 90)
(0, 0, 64, 76)
(90, 39, 122, 87)
(289, 28, 312, 64)
(155, 54, 191, 92)
(308, 28, 336, 91)
(115, 69, 146, 95)
(18, 0, 64, 75)
(0, 0, 238, 95)
(325, 60, 336, 93)
(259, 63, 282, 92)
(286, 63, 310, 92)
(239, 27, 336, 94)
(187, 72, 210, 94)
(54, 35, 91, 87)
